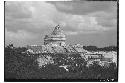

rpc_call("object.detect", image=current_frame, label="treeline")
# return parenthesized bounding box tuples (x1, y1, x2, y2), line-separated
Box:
(83, 46, 117, 51)
(4, 44, 118, 81)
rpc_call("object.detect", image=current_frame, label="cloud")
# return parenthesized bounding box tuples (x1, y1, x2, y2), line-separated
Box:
(65, 31, 78, 35)
(48, 1, 117, 35)
(5, 1, 58, 32)
(52, 1, 73, 11)
(5, 28, 39, 46)
(5, 29, 37, 40)
(59, 14, 115, 34)
(5, 1, 117, 46)
(5, 1, 33, 19)
(5, 1, 117, 34)
(88, 11, 117, 28)
(51, 1, 117, 14)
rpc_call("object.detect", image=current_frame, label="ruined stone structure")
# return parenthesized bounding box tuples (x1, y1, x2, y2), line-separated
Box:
(27, 25, 88, 54)
(44, 25, 66, 46)
(25, 25, 117, 69)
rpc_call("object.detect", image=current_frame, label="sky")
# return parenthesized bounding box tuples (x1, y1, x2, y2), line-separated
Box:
(5, 1, 117, 47)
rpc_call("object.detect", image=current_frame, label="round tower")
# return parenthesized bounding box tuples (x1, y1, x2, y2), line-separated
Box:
(44, 25, 66, 46)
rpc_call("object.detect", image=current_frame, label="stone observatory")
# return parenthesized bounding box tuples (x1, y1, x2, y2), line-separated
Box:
(44, 25, 66, 46)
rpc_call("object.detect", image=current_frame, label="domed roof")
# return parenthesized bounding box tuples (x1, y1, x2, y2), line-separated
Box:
(51, 25, 65, 37)
(44, 25, 66, 41)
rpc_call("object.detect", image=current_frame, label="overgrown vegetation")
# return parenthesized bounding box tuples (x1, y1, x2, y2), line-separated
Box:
(83, 46, 117, 51)
(5, 44, 118, 81)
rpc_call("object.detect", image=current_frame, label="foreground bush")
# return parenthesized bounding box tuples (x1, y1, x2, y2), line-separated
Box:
(5, 45, 118, 81)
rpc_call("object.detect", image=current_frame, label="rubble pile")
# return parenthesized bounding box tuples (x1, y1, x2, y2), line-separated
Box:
(81, 51, 117, 67)
(26, 44, 87, 54)
(25, 25, 117, 69)
(37, 55, 54, 67)
(26, 44, 117, 68)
